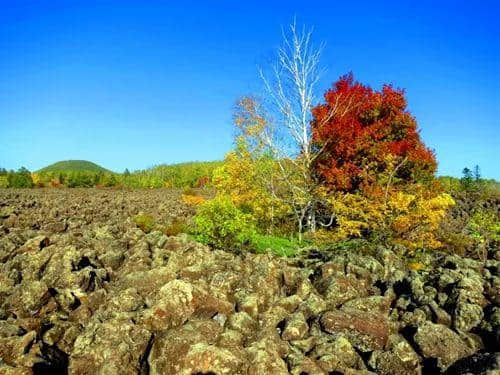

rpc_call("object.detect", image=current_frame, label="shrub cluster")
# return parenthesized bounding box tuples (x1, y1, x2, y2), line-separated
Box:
(193, 196, 256, 252)
(0, 168, 34, 188)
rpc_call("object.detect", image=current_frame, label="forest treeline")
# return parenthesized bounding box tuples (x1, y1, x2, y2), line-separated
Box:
(0, 161, 222, 189)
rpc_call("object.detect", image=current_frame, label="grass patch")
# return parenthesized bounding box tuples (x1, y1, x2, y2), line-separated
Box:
(317, 238, 377, 256)
(251, 234, 302, 257)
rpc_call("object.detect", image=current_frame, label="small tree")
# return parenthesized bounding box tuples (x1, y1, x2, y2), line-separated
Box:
(461, 167, 474, 190)
(473, 165, 481, 181)
(193, 196, 256, 251)
(240, 20, 328, 239)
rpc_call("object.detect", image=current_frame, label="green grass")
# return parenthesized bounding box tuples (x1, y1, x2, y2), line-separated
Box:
(38, 160, 111, 173)
(251, 234, 302, 257)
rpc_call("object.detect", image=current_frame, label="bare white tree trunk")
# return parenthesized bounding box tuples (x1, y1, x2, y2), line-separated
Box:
(258, 20, 324, 237)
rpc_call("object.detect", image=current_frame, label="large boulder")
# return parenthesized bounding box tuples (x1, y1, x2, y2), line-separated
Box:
(321, 308, 390, 351)
(413, 321, 477, 371)
(69, 318, 151, 374)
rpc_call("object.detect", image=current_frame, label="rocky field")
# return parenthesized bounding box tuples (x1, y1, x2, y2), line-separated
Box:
(0, 188, 498, 374)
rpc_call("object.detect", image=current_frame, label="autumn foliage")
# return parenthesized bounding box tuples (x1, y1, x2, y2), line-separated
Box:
(192, 74, 459, 255)
(311, 73, 437, 193)
(306, 74, 455, 252)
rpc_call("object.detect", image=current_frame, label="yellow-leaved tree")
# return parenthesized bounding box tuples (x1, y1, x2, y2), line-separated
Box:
(213, 140, 291, 234)
(317, 182, 455, 252)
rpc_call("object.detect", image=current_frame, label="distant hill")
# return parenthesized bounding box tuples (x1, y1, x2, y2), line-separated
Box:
(38, 160, 111, 173)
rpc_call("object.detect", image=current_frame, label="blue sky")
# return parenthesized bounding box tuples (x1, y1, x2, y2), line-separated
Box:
(1, 1, 498, 178)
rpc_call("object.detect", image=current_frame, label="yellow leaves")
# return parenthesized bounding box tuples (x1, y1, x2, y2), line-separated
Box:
(408, 262, 425, 271)
(181, 194, 205, 206)
(213, 141, 289, 233)
(233, 97, 268, 154)
(392, 216, 411, 233)
(384, 189, 455, 251)
(325, 184, 455, 252)
(31, 173, 44, 187)
(325, 191, 384, 241)
(387, 191, 415, 213)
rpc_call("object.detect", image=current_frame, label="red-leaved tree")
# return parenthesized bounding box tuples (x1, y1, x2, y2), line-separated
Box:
(311, 73, 437, 193)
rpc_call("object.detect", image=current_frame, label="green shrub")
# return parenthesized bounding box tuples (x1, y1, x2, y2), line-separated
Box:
(102, 173, 118, 187)
(467, 209, 500, 260)
(7, 168, 34, 188)
(0, 176, 8, 188)
(133, 213, 156, 233)
(193, 196, 256, 251)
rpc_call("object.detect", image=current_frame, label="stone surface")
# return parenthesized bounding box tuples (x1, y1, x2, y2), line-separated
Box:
(0, 188, 498, 374)
(414, 321, 476, 371)
(321, 308, 390, 351)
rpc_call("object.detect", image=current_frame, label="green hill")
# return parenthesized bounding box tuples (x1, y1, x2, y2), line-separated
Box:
(38, 160, 111, 173)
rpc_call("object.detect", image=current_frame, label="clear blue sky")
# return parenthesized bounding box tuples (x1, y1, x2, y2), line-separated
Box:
(1, 1, 498, 178)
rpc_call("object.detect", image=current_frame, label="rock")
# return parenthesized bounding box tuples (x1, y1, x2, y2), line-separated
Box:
(238, 293, 259, 319)
(0, 330, 38, 367)
(302, 292, 328, 316)
(181, 343, 247, 374)
(342, 295, 392, 315)
(69, 318, 152, 374)
(4, 280, 51, 318)
(1, 189, 498, 374)
(413, 321, 476, 371)
(149, 320, 224, 374)
(454, 301, 484, 331)
(245, 331, 289, 375)
(276, 294, 302, 313)
(368, 334, 421, 375)
(321, 308, 389, 351)
(282, 312, 309, 341)
(429, 300, 452, 326)
(141, 279, 196, 331)
(116, 266, 176, 299)
(227, 311, 258, 337)
(218, 329, 245, 350)
(313, 335, 366, 373)
(18, 235, 50, 254)
(322, 275, 370, 308)
(289, 335, 316, 353)
(287, 351, 325, 375)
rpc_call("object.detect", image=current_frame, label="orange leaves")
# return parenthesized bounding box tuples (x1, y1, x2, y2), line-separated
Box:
(182, 194, 205, 206)
(311, 73, 437, 193)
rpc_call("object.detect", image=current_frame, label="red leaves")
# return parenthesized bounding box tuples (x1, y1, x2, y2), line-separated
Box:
(311, 73, 437, 192)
